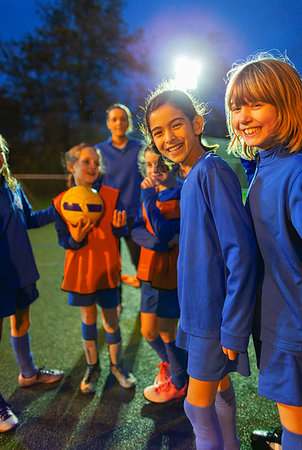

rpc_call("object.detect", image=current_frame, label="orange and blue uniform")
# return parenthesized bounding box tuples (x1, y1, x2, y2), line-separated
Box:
(132, 182, 182, 317)
(53, 177, 127, 300)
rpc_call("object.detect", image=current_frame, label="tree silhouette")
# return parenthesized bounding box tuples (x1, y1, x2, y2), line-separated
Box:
(0, 0, 150, 171)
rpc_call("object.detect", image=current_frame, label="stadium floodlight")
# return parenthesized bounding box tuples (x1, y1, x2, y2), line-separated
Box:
(174, 57, 201, 90)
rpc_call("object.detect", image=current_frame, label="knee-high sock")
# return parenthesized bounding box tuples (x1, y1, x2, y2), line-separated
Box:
(146, 336, 168, 363)
(184, 398, 223, 450)
(11, 332, 36, 379)
(164, 340, 187, 389)
(215, 382, 240, 449)
(81, 322, 98, 341)
(282, 426, 302, 450)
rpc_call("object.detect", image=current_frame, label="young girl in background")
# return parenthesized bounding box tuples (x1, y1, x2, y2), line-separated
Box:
(95, 104, 143, 287)
(131, 146, 187, 402)
(225, 54, 302, 450)
(141, 86, 258, 449)
(53, 143, 136, 394)
(0, 134, 63, 431)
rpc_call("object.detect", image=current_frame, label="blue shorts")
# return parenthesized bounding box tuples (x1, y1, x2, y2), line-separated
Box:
(254, 337, 302, 406)
(68, 288, 119, 309)
(176, 325, 250, 381)
(0, 284, 39, 318)
(140, 282, 180, 318)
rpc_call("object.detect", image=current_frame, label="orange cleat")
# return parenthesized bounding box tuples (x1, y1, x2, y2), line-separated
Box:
(121, 274, 141, 288)
(144, 378, 187, 403)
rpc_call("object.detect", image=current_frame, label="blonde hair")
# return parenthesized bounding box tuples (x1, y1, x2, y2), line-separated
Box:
(225, 52, 302, 158)
(138, 143, 172, 177)
(0, 134, 17, 191)
(62, 142, 104, 188)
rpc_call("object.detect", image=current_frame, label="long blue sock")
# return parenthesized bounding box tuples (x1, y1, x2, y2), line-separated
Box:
(105, 328, 121, 344)
(184, 398, 223, 450)
(282, 426, 302, 449)
(81, 322, 98, 340)
(215, 382, 240, 449)
(11, 332, 36, 379)
(164, 340, 187, 389)
(146, 336, 168, 363)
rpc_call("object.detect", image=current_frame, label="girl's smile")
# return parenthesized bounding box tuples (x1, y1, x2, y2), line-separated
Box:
(145, 150, 168, 186)
(231, 102, 278, 150)
(149, 102, 204, 172)
(68, 147, 100, 187)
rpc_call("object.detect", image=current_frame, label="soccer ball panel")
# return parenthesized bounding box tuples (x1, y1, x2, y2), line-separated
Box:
(61, 186, 104, 226)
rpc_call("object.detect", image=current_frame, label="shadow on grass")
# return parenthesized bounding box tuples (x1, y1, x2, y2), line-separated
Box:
(141, 400, 195, 450)
(1, 314, 143, 449)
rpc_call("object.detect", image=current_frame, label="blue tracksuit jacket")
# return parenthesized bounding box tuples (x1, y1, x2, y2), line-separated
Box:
(244, 145, 302, 352)
(0, 176, 54, 294)
(131, 184, 181, 251)
(178, 152, 258, 352)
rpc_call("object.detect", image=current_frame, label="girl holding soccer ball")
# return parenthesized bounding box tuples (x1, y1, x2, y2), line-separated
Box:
(53, 143, 136, 394)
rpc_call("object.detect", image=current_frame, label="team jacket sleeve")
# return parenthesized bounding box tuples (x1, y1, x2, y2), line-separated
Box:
(141, 187, 180, 243)
(240, 157, 256, 186)
(289, 171, 302, 238)
(20, 188, 56, 229)
(203, 167, 258, 352)
(54, 209, 86, 250)
(131, 204, 169, 251)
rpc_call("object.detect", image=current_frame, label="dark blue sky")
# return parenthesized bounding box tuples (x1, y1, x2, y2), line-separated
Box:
(1, 0, 302, 108)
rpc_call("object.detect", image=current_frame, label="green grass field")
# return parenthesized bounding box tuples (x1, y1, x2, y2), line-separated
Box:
(0, 223, 280, 449)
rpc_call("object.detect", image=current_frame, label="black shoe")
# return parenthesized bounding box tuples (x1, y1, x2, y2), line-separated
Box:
(250, 428, 282, 449)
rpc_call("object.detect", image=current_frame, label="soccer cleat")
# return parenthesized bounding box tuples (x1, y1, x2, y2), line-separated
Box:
(144, 378, 187, 403)
(0, 398, 19, 432)
(110, 364, 136, 389)
(120, 274, 140, 288)
(18, 368, 64, 387)
(154, 362, 170, 386)
(250, 428, 283, 449)
(80, 364, 100, 394)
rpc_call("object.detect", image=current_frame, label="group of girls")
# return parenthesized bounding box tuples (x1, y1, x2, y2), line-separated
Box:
(1, 52, 301, 450)
(140, 53, 302, 450)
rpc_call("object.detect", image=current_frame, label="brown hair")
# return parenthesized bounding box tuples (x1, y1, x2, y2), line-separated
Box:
(106, 103, 133, 134)
(140, 81, 218, 164)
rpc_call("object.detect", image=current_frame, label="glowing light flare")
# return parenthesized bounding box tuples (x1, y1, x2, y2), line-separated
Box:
(174, 57, 201, 90)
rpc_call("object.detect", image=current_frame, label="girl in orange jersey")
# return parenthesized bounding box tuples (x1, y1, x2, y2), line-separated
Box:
(132, 146, 187, 403)
(53, 143, 136, 394)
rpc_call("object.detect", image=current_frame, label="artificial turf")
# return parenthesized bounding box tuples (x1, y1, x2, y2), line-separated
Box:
(0, 223, 280, 449)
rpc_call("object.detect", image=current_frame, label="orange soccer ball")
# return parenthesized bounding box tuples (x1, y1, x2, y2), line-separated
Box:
(60, 186, 104, 226)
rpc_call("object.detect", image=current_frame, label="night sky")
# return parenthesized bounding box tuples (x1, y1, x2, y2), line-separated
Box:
(1, 0, 302, 110)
